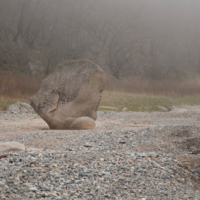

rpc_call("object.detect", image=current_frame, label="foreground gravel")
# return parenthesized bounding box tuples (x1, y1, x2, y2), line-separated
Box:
(0, 110, 200, 199)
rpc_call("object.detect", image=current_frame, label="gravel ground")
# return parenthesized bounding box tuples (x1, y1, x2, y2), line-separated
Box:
(0, 107, 200, 199)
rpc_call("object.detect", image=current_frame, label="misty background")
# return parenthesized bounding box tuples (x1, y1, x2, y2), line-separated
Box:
(0, 0, 200, 80)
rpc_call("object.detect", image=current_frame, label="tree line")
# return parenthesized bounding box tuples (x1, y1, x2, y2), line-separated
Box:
(0, 0, 200, 80)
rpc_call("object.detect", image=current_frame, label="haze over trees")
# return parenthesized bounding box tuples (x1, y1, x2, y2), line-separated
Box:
(0, 0, 200, 80)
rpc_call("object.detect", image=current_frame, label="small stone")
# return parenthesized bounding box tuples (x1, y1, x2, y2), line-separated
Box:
(104, 172, 111, 176)
(164, 104, 175, 111)
(29, 187, 37, 192)
(26, 147, 43, 152)
(122, 107, 128, 112)
(156, 106, 168, 112)
(0, 141, 25, 152)
(49, 192, 57, 197)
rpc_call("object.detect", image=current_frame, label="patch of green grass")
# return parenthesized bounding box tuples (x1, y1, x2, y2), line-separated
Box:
(0, 96, 27, 111)
(2, 91, 200, 112)
(99, 92, 200, 112)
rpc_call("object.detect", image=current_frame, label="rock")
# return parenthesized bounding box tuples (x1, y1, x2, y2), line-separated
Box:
(29, 187, 38, 192)
(6, 102, 34, 113)
(26, 147, 43, 152)
(164, 104, 175, 111)
(122, 107, 128, 112)
(28, 58, 44, 75)
(70, 117, 96, 130)
(6, 104, 20, 114)
(0, 141, 25, 152)
(170, 108, 187, 113)
(17, 102, 33, 110)
(155, 106, 168, 112)
(99, 106, 118, 110)
(28, 59, 106, 130)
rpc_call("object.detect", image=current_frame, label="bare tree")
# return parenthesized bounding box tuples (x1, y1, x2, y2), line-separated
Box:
(87, 0, 145, 79)
(1, 0, 200, 79)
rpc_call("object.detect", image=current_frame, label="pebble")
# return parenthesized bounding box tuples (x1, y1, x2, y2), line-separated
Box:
(0, 111, 200, 199)
(29, 187, 37, 192)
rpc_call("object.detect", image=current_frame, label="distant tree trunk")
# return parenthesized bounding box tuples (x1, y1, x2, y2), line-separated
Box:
(197, 51, 200, 74)
(46, 51, 57, 75)
(13, 0, 26, 42)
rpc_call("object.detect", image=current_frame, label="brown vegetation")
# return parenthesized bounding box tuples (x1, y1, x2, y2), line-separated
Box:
(1, 71, 200, 112)
(1, 71, 200, 100)
(105, 75, 200, 96)
(0, 71, 42, 98)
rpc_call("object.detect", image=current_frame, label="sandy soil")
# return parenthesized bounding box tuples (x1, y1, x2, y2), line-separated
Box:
(1, 105, 200, 188)
(0, 105, 200, 141)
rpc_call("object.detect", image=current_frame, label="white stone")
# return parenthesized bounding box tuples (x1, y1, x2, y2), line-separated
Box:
(164, 104, 175, 111)
(170, 108, 187, 113)
(122, 107, 128, 112)
(156, 105, 168, 112)
(105, 172, 111, 176)
(100, 106, 118, 110)
(19, 106, 28, 113)
(6, 104, 20, 113)
(26, 147, 43, 152)
(17, 102, 33, 110)
(0, 141, 25, 152)
(29, 187, 37, 192)
(0, 181, 5, 186)
(6, 102, 34, 114)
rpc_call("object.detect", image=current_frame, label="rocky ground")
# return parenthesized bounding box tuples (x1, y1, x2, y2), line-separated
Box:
(0, 106, 200, 199)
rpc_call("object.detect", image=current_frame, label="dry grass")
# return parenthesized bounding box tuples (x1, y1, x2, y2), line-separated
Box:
(100, 92, 200, 112)
(0, 71, 43, 111)
(102, 75, 200, 111)
(0, 71, 43, 98)
(105, 75, 200, 97)
(1, 71, 200, 111)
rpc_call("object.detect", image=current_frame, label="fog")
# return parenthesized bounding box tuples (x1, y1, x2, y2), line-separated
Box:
(0, 0, 200, 79)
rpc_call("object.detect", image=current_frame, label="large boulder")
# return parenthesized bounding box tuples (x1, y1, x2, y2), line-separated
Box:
(28, 59, 106, 130)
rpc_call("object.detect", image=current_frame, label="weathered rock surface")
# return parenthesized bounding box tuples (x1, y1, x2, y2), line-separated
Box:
(70, 116, 96, 130)
(0, 141, 25, 152)
(6, 102, 34, 113)
(28, 59, 106, 130)
(0, 141, 43, 153)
